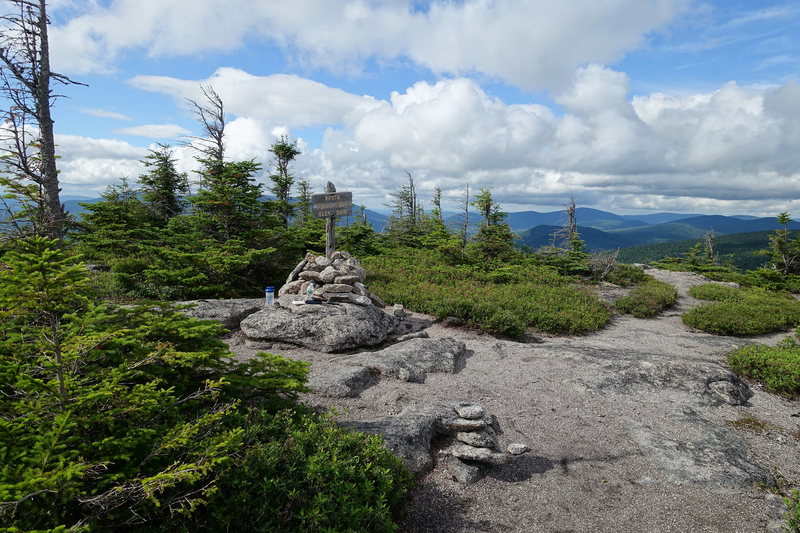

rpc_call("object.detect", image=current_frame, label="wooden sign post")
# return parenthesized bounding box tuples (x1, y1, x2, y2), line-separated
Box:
(311, 182, 353, 259)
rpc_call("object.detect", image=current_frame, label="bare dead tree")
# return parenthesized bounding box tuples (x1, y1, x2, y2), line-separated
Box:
(186, 85, 225, 165)
(459, 184, 470, 248)
(551, 196, 581, 251)
(704, 229, 718, 264)
(0, 0, 85, 239)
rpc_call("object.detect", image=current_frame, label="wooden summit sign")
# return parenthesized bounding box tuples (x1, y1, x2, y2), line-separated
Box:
(312, 182, 353, 258)
(311, 189, 353, 218)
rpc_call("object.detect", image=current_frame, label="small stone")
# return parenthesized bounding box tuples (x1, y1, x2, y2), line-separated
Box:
(320, 266, 339, 283)
(443, 417, 486, 432)
(351, 294, 373, 306)
(445, 456, 482, 484)
(393, 304, 407, 319)
(327, 293, 354, 303)
(334, 275, 361, 285)
(316, 257, 331, 268)
(507, 443, 529, 455)
(397, 331, 430, 342)
(278, 280, 304, 297)
(455, 404, 486, 420)
(449, 443, 508, 465)
(456, 427, 498, 449)
(442, 316, 464, 327)
(323, 283, 354, 293)
(285, 259, 308, 284)
(353, 267, 367, 282)
(369, 293, 387, 308)
(352, 282, 369, 296)
(299, 271, 323, 282)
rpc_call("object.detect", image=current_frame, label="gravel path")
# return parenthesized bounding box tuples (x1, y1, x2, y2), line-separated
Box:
(228, 269, 799, 533)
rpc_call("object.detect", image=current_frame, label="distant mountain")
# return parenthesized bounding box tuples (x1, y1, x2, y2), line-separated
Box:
(518, 225, 641, 251)
(518, 215, 800, 253)
(617, 231, 775, 271)
(667, 215, 796, 234)
(337, 207, 389, 230)
(506, 207, 646, 232)
(617, 212, 703, 225)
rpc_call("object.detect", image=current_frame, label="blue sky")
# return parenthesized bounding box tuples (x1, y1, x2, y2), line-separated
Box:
(33, 0, 800, 215)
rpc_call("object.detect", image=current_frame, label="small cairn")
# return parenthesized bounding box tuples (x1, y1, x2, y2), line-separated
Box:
(279, 251, 385, 307)
(437, 403, 504, 483)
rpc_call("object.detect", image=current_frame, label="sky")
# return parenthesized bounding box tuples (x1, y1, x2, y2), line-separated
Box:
(30, 0, 800, 215)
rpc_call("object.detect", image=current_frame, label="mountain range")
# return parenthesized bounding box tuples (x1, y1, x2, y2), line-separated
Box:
(6, 197, 794, 258)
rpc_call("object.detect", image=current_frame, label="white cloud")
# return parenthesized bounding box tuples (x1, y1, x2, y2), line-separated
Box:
(78, 108, 132, 121)
(55, 134, 146, 195)
(49, 0, 690, 90)
(114, 124, 192, 139)
(129, 68, 376, 129)
(53, 68, 800, 217)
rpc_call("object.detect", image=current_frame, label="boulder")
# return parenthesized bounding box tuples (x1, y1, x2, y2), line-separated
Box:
(342, 404, 453, 473)
(334, 337, 466, 383)
(240, 300, 397, 353)
(308, 366, 375, 398)
(177, 298, 263, 330)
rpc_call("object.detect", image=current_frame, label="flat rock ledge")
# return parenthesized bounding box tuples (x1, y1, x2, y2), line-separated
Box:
(240, 301, 397, 353)
(597, 359, 753, 406)
(333, 337, 467, 383)
(343, 402, 515, 482)
(177, 298, 263, 330)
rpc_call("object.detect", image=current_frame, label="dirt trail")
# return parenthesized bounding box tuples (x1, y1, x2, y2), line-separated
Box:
(230, 270, 799, 533)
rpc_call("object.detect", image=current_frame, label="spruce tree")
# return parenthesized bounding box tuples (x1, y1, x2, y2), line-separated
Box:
(138, 144, 189, 226)
(267, 136, 301, 228)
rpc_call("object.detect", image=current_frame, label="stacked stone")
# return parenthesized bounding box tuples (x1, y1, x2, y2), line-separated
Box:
(438, 402, 529, 484)
(279, 251, 385, 307)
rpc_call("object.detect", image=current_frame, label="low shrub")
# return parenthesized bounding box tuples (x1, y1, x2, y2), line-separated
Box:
(727, 343, 800, 397)
(615, 278, 678, 318)
(364, 248, 610, 338)
(741, 268, 800, 293)
(689, 283, 742, 302)
(683, 289, 800, 336)
(605, 263, 649, 287)
(195, 409, 413, 532)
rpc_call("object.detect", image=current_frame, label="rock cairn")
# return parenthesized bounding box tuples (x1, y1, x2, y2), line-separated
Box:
(438, 402, 528, 484)
(279, 251, 385, 307)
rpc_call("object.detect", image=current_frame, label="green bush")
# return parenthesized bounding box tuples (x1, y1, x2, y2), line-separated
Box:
(728, 343, 800, 396)
(742, 268, 800, 293)
(683, 288, 800, 336)
(605, 263, 649, 287)
(615, 278, 678, 318)
(363, 248, 610, 338)
(197, 409, 413, 532)
(689, 283, 742, 302)
(0, 238, 411, 531)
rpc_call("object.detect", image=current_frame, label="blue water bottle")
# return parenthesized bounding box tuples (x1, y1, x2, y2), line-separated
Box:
(265, 286, 275, 307)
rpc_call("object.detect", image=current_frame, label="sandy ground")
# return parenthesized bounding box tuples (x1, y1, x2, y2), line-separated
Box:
(228, 269, 799, 533)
